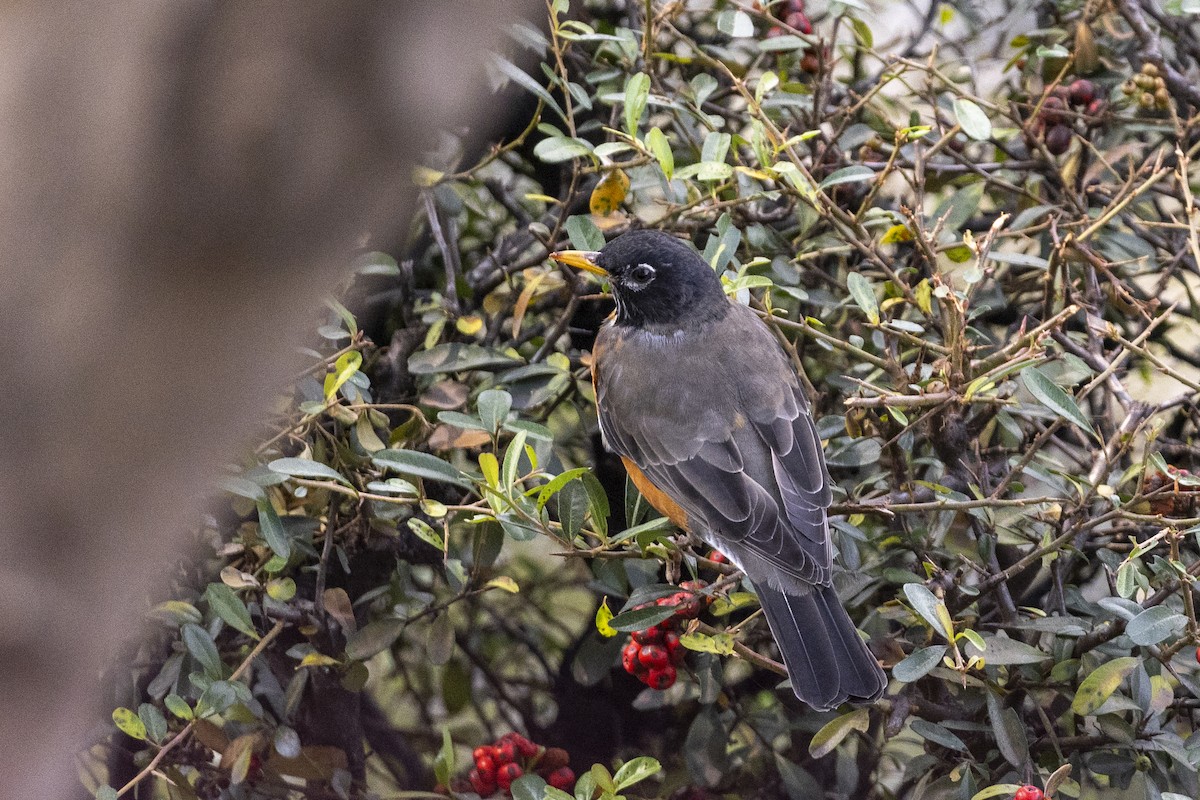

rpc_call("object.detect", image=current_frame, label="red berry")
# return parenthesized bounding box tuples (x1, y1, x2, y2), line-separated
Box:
(472, 746, 491, 763)
(638, 644, 670, 669)
(476, 755, 495, 775)
(708, 550, 728, 564)
(672, 592, 702, 619)
(470, 768, 496, 795)
(1068, 78, 1095, 107)
(547, 766, 576, 791)
(497, 763, 523, 791)
(632, 626, 664, 645)
(1195, 645, 1200, 664)
(495, 741, 516, 764)
(1013, 787, 1043, 800)
(622, 641, 640, 673)
(646, 665, 677, 689)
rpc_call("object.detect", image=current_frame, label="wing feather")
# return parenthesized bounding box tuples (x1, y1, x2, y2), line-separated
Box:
(594, 304, 834, 589)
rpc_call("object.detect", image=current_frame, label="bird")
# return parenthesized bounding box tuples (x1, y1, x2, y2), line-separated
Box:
(550, 229, 886, 711)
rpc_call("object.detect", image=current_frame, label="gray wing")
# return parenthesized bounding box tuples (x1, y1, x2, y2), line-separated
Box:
(595, 303, 834, 588)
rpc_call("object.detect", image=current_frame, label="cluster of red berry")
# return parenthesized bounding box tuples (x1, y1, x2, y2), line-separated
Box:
(1034, 78, 1104, 155)
(620, 580, 709, 690)
(464, 733, 574, 797)
(1014, 786, 1043, 800)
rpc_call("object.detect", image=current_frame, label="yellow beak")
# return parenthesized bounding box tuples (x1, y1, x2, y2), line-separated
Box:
(549, 249, 607, 277)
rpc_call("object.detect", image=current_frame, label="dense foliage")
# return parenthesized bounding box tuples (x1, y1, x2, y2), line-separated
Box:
(85, 1, 1200, 799)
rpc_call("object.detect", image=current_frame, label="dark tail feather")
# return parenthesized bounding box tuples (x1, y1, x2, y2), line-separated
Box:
(756, 584, 886, 711)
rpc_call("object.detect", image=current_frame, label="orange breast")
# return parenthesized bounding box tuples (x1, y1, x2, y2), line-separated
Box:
(620, 456, 690, 530)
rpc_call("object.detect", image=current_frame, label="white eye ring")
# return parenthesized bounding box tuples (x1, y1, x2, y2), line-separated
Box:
(630, 263, 656, 283)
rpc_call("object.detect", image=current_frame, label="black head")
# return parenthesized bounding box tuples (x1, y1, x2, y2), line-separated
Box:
(551, 230, 729, 328)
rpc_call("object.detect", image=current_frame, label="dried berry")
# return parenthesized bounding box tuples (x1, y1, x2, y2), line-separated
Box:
(540, 747, 571, 772)
(1045, 124, 1072, 155)
(1040, 95, 1067, 125)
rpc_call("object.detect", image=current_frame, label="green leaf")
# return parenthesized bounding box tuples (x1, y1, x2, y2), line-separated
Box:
(903, 583, 952, 639)
(256, 498, 291, 559)
(205, 583, 260, 640)
(408, 343, 522, 374)
(1126, 606, 1186, 646)
(892, 644, 947, 682)
(1021, 366, 1098, 440)
(846, 272, 880, 324)
(966, 634, 1049, 665)
(819, 165, 876, 189)
(323, 350, 362, 400)
(477, 388, 513, 433)
(182, 623, 224, 678)
(96, 787, 119, 800)
(624, 72, 651, 137)
(344, 617, 404, 661)
(164, 694, 193, 720)
(138, 703, 168, 743)
(511, 774, 549, 800)
(614, 756, 662, 790)
(910, 718, 966, 751)
(112, 707, 147, 741)
(534, 135, 595, 163)
(986, 690, 1029, 769)
(646, 126, 674, 179)
(953, 97, 992, 140)
(809, 708, 870, 758)
(490, 54, 565, 119)
(555, 480, 589, 539)
(970, 785, 1024, 800)
(373, 449, 471, 488)
(434, 727, 455, 788)
(536, 468, 590, 510)
(565, 214, 606, 252)
(267, 458, 351, 486)
(1072, 656, 1140, 715)
(608, 604, 678, 632)
(684, 706, 728, 788)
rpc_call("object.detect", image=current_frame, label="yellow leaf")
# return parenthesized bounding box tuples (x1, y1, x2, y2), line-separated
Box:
(486, 576, 520, 593)
(323, 351, 362, 401)
(590, 169, 630, 216)
(411, 166, 444, 187)
(596, 597, 617, 638)
(881, 224, 913, 244)
(299, 652, 342, 668)
(915, 279, 933, 315)
(809, 708, 870, 758)
(455, 314, 484, 336)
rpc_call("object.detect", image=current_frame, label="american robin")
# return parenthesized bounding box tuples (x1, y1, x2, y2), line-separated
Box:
(551, 230, 886, 710)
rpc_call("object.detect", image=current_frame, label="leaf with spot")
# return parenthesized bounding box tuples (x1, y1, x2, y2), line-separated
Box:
(1072, 656, 1140, 715)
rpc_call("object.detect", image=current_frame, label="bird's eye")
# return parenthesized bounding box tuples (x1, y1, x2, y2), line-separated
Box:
(630, 264, 656, 284)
